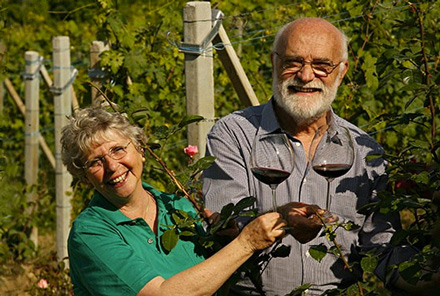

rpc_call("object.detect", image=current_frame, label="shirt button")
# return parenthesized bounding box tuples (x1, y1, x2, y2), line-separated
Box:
(148, 238, 154, 244)
(303, 178, 307, 183)
(295, 142, 301, 147)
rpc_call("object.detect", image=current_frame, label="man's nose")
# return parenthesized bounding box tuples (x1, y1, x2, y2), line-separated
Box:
(296, 63, 316, 84)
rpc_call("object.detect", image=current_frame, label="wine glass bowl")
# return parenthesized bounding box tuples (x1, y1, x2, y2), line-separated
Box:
(250, 133, 294, 212)
(310, 125, 354, 223)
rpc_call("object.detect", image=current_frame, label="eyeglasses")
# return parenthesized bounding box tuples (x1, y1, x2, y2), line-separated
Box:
(273, 52, 342, 77)
(73, 141, 132, 173)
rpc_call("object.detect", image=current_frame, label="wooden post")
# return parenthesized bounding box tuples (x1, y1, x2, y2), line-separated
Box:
(24, 51, 40, 247)
(40, 64, 79, 111)
(213, 25, 259, 107)
(4, 78, 55, 168)
(53, 36, 73, 262)
(0, 79, 4, 113)
(89, 41, 109, 105)
(184, 1, 215, 159)
(0, 42, 6, 112)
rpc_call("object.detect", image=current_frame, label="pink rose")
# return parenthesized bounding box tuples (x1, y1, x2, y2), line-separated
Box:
(184, 145, 198, 157)
(37, 279, 48, 289)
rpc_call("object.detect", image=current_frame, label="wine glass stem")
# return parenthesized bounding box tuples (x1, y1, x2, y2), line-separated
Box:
(271, 188, 278, 212)
(325, 181, 331, 210)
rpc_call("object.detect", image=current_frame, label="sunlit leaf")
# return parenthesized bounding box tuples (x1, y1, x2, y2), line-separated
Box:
(178, 115, 205, 128)
(309, 244, 327, 262)
(161, 228, 179, 252)
(234, 196, 257, 214)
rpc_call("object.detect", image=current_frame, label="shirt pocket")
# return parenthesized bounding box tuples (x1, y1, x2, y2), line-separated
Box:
(329, 191, 363, 224)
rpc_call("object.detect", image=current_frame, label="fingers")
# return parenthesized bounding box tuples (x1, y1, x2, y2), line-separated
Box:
(204, 208, 221, 225)
(281, 202, 323, 217)
(258, 212, 287, 236)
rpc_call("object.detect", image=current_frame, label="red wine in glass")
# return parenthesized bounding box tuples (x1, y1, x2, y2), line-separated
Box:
(250, 133, 294, 212)
(312, 163, 352, 181)
(310, 125, 354, 217)
(251, 167, 291, 187)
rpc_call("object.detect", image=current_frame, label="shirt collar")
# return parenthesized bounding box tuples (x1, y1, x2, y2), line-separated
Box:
(89, 182, 162, 225)
(260, 97, 339, 137)
(259, 97, 283, 135)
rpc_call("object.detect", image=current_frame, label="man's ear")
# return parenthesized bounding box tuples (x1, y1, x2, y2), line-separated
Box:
(270, 52, 275, 72)
(338, 61, 349, 86)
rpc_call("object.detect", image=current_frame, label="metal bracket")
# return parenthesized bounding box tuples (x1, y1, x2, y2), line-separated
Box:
(50, 68, 78, 95)
(179, 9, 224, 55)
(22, 56, 44, 80)
(88, 67, 107, 79)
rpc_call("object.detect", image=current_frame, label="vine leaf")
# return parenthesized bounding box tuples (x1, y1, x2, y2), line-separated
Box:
(161, 228, 179, 252)
(309, 244, 328, 262)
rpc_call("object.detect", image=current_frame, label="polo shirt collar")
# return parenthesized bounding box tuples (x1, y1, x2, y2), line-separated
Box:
(88, 182, 161, 225)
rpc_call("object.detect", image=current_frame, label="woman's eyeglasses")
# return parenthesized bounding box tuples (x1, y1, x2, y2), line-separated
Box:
(73, 141, 132, 173)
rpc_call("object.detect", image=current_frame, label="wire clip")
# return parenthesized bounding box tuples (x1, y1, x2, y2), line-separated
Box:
(22, 56, 44, 80)
(50, 68, 78, 95)
(179, 9, 224, 55)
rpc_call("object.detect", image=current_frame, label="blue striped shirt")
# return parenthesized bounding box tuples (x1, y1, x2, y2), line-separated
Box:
(202, 99, 402, 295)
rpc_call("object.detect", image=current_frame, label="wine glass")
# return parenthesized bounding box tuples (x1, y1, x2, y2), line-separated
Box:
(250, 133, 294, 212)
(310, 125, 354, 224)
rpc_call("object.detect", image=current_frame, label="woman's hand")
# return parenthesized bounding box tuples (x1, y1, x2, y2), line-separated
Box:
(204, 208, 240, 238)
(236, 212, 286, 252)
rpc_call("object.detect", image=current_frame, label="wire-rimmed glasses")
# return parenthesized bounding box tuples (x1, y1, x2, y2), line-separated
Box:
(273, 52, 342, 77)
(73, 141, 132, 173)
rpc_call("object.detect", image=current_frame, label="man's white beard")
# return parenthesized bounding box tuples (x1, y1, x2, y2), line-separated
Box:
(273, 74, 340, 126)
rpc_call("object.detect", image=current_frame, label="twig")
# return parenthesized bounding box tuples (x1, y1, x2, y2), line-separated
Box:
(143, 144, 205, 216)
(315, 210, 365, 296)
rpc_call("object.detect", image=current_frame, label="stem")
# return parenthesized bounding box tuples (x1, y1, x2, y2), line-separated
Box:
(144, 144, 205, 216)
(410, 2, 436, 144)
(315, 211, 364, 296)
(325, 181, 331, 210)
(271, 186, 278, 212)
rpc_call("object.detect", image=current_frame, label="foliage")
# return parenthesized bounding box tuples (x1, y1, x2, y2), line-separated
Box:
(0, 0, 439, 294)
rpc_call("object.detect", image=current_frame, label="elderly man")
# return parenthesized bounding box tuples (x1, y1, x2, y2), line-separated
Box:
(202, 17, 402, 295)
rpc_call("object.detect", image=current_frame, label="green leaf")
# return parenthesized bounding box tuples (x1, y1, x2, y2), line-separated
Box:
(287, 283, 312, 296)
(178, 230, 195, 237)
(361, 256, 378, 273)
(346, 283, 361, 296)
(160, 228, 179, 252)
(309, 244, 327, 262)
(161, 228, 179, 252)
(152, 125, 170, 139)
(191, 156, 216, 171)
(341, 220, 360, 231)
(234, 196, 257, 214)
(178, 115, 205, 128)
(220, 203, 234, 219)
(171, 213, 184, 224)
(361, 53, 378, 91)
(398, 261, 421, 285)
(390, 229, 408, 246)
(271, 244, 291, 258)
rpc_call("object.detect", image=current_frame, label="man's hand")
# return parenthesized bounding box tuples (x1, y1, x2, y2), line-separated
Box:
(278, 202, 323, 243)
(395, 273, 440, 295)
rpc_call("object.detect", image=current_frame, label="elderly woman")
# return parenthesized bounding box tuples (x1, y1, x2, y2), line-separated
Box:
(61, 106, 286, 296)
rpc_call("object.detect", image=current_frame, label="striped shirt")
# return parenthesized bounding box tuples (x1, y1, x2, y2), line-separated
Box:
(202, 99, 402, 295)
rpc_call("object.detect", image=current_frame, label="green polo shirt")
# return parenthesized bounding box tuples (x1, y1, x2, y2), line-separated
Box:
(68, 182, 206, 296)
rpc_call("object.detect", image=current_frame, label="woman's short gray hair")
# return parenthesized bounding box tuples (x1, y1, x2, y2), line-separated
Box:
(60, 106, 147, 181)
